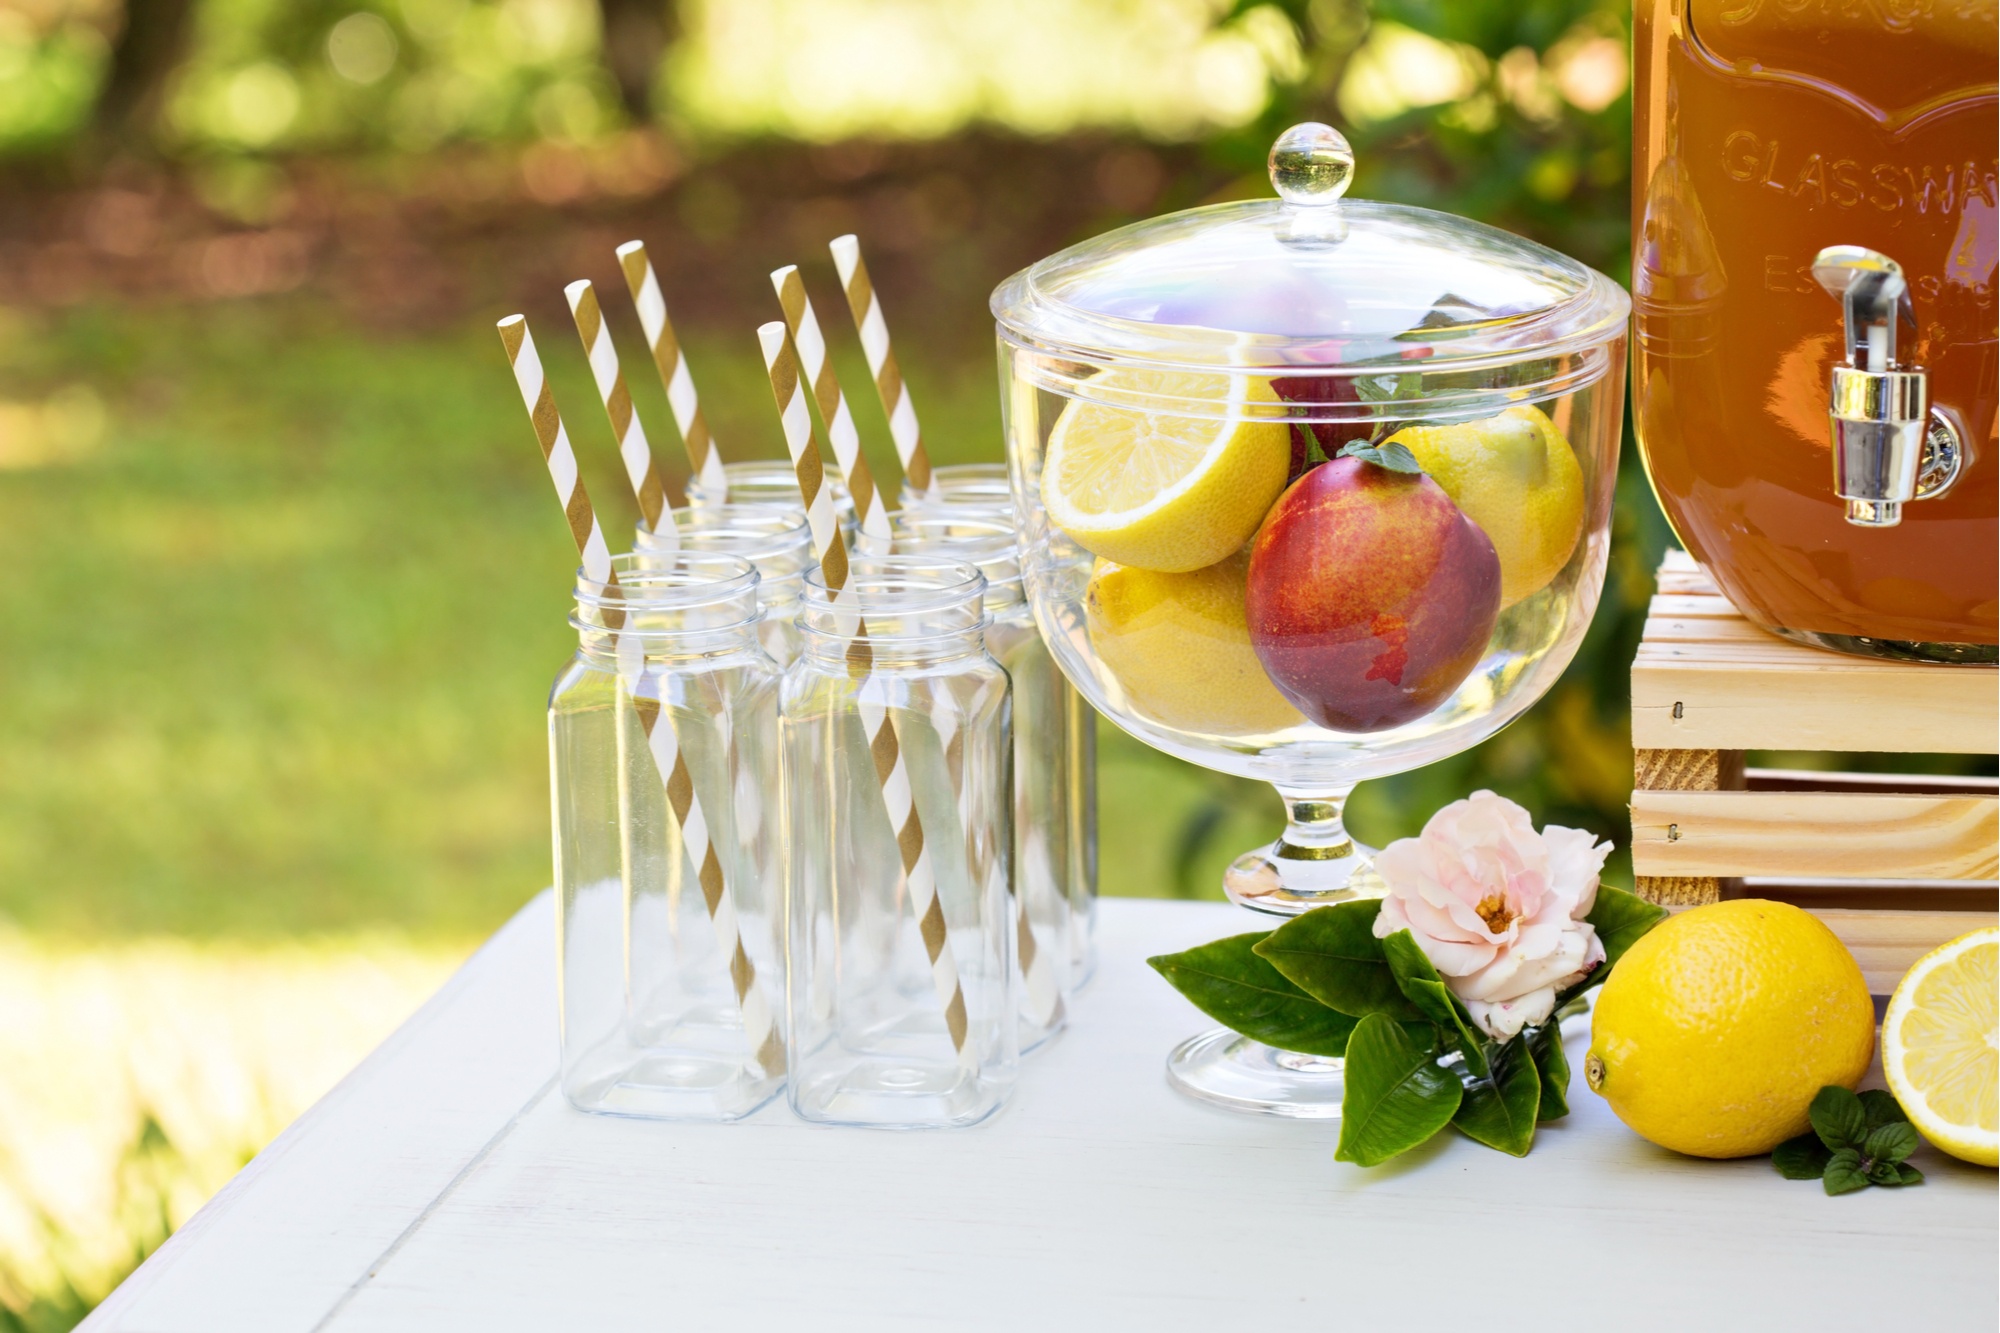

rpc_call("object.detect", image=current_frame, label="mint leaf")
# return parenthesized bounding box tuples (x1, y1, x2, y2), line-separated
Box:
(1863, 1122, 1921, 1164)
(1810, 1086, 1869, 1151)
(1823, 1148, 1871, 1195)
(1890, 1162, 1925, 1186)
(1452, 1046, 1542, 1156)
(1379, 930, 1489, 1079)
(1773, 1133, 1834, 1180)
(1335, 1013, 1462, 1167)
(1254, 902, 1424, 1022)
(1148, 934, 1361, 1058)
(1858, 1089, 1909, 1129)
(1529, 1023, 1571, 1122)
(1336, 440, 1424, 474)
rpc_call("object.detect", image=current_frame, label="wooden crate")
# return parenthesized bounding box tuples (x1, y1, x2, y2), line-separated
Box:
(1630, 550, 1999, 993)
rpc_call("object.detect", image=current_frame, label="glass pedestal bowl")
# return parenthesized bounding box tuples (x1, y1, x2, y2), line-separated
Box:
(993, 124, 1631, 1117)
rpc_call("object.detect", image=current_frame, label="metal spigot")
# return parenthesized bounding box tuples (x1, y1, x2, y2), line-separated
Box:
(1812, 245, 1963, 527)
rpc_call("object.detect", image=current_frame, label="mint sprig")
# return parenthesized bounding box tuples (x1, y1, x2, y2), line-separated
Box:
(1336, 439, 1424, 474)
(1773, 1087, 1925, 1194)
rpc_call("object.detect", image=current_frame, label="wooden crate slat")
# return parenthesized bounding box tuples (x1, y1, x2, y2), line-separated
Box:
(1632, 790, 1999, 879)
(1632, 661, 1999, 753)
(1809, 908, 1999, 995)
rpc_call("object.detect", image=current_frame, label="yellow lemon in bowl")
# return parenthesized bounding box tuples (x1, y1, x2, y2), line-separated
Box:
(1585, 899, 1875, 1158)
(1387, 404, 1585, 608)
(1042, 369, 1290, 574)
(1085, 552, 1302, 737)
(1883, 926, 1998, 1167)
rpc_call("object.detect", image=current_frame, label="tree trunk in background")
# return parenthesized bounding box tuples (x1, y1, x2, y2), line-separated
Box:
(91, 0, 200, 143)
(597, 0, 678, 123)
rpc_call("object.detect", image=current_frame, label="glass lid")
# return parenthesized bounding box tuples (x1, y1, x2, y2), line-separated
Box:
(992, 123, 1629, 419)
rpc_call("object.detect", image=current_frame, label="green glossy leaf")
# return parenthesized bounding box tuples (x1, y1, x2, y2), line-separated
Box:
(1810, 1086, 1869, 1151)
(1255, 903, 1423, 1022)
(1823, 1148, 1870, 1195)
(1891, 1162, 1925, 1186)
(1379, 930, 1489, 1079)
(1859, 1089, 1909, 1129)
(1863, 1122, 1921, 1164)
(1335, 1013, 1463, 1167)
(1452, 1046, 1542, 1157)
(1529, 1024, 1570, 1122)
(1147, 934, 1360, 1058)
(1336, 440, 1424, 474)
(1772, 1133, 1833, 1180)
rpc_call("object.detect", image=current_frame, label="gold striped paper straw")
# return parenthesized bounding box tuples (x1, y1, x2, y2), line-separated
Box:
(759, 319, 971, 1063)
(498, 314, 781, 1076)
(771, 264, 897, 553)
(829, 234, 932, 496)
(564, 278, 685, 536)
(616, 240, 731, 502)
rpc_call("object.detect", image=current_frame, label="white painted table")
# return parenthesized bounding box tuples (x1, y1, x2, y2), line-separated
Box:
(85, 896, 1997, 1333)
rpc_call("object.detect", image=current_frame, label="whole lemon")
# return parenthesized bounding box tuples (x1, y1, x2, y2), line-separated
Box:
(1086, 552, 1302, 737)
(1586, 899, 1874, 1159)
(1387, 404, 1585, 608)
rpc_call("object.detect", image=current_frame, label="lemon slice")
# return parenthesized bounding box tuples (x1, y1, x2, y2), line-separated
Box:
(1882, 926, 1998, 1167)
(1042, 368, 1290, 573)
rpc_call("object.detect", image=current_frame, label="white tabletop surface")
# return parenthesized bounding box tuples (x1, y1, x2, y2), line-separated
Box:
(85, 895, 1997, 1333)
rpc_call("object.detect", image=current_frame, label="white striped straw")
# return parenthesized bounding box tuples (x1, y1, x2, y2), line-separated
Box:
(771, 265, 897, 553)
(617, 241, 731, 502)
(499, 314, 780, 1076)
(564, 278, 683, 538)
(829, 234, 932, 496)
(758, 320, 971, 1063)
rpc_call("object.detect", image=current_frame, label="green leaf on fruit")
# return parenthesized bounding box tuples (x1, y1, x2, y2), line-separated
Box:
(1147, 934, 1361, 1058)
(1452, 1046, 1542, 1157)
(1336, 440, 1424, 474)
(1380, 929, 1489, 1079)
(1254, 902, 1424, 1022)
(1529, 1023, 1571, 1122)
(1335, 1013, 1463, 1167)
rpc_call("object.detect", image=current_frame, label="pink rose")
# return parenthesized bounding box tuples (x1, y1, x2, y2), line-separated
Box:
(1372, 791, 1612, 1040)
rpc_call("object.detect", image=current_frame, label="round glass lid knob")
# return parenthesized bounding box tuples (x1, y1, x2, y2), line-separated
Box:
(1268, 122, 1354, 206)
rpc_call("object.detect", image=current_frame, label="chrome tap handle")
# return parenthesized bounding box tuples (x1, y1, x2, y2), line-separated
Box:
(1812, 245, 1914, 371)
(1810, 245, 1961, 527)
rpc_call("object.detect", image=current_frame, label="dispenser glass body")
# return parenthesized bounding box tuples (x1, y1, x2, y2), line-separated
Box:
(1632, 0, 1997, 659)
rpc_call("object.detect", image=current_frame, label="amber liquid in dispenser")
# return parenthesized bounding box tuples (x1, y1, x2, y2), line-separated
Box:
(1633, 0, 1998, 654)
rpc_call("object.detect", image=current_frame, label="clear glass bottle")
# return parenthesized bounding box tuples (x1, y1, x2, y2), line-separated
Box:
(897, 470, 1102, 987)
(687, 459, 856, 537)
(782, 554, 1018, 1127)
(635, 504, 814, 667)
(894, 513, 1071, 1050)
(551, 550, 785, 1120)
(898, 462, 1014, 516)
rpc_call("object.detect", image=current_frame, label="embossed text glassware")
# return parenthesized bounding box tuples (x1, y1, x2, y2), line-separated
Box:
(992, 123, 1629, 1116)
(551, 550, 785, 1120)
(782, 554, 1018, 1127)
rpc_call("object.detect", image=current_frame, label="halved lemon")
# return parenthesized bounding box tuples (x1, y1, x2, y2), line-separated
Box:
(1041, 368, 1290, 574)
(1882, 926, 1998, 1167)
